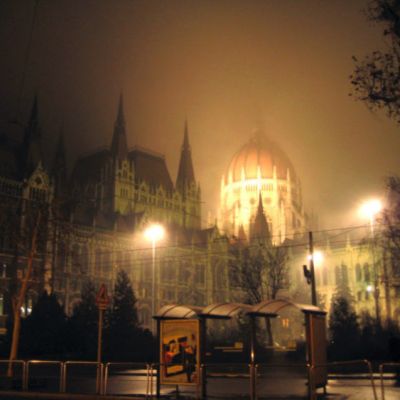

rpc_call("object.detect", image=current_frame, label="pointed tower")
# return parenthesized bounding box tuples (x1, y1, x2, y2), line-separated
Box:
(106, 93, 133, 215)
(176, 120, 195, 194)
(51, 129, 67, 198)
(176, 120, 200, 229)
(238, 224, 247, 244)
(250, 192, 271, 244)
(110, 93, 128, 160)
(20, 95, 43, 178)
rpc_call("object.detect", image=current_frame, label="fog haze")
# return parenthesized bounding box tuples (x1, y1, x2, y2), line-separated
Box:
(1, 0, 399, 230)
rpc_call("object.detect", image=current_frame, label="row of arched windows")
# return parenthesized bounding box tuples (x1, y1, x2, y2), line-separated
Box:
(318, 262, 372, 286)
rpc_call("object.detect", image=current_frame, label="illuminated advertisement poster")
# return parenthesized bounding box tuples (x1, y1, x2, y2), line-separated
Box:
(160, 319, 200, 385)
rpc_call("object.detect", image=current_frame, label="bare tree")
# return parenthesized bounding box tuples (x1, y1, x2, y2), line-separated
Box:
(230, 241, 289, 345)
(232, 243, 289, 304)
(351, 0, 400, 122)
(379, 176, 400, 322)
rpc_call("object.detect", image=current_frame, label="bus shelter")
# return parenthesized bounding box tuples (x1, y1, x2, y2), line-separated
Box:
(154, 299, 326, 399)
(248, 299, 327, 398)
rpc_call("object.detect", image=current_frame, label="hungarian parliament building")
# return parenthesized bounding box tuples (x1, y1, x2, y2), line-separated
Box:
(0, 96, 398, 333)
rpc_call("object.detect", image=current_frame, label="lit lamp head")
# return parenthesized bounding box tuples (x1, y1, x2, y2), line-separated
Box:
(307, 250, 324, 267)
(359, 199, 382, 233)
(144, 224, 165, 245)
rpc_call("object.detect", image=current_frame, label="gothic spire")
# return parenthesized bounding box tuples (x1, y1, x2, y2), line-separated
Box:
(250, 192, 271, 243)
(176, 119, 195, 192)
(238, 224, 247, 244)
(20, 94, 43, 177)
(110, 93, 128, 159)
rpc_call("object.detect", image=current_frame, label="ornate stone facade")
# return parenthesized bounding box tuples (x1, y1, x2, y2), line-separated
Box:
(1, 97, 399, 335)
(0, 96, 234, 331)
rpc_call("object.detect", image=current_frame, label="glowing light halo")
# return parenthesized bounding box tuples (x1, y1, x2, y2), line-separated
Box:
(307, 250, 324, 267)
(144, 223, 165, 244)
(359, 199, 382, 221)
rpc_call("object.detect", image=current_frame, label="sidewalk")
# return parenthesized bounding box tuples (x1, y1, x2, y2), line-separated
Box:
(0, 391, 142, 400)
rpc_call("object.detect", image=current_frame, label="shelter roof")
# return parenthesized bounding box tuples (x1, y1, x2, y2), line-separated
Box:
(155, 300, 325, 321)
(155, 304, 203, 319)
(200, 303, 253, 319)
(249, 299, 326, 317)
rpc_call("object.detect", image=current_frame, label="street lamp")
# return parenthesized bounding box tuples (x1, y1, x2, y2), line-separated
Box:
(307, 250, 324, 268)
(359, 199, 382, 235)
(359, 199, 382, 324)
(144, 224, 165, 333)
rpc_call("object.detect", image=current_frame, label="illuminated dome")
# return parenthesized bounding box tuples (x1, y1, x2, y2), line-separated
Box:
(219, 131, 306, 244)
(225, 133, 296, 183)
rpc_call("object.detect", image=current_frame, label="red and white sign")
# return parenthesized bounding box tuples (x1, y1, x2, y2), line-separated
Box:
(96, 284, 110, 310)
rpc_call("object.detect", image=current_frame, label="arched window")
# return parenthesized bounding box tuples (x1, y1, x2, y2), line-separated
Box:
(355, 263, 362, 282)
(95, 250, 102, 273)
(80, 246, 89, 274)
(140, 308, 150, 327)
(335, 265, 341, 285)
(71, 244, 80, 274)
(341, 264, 349, 285)
(322, 266, 328, 286)
(103, 251, 111, 276)
(364, 263, 370, 282)
(57, 242, 66, 271)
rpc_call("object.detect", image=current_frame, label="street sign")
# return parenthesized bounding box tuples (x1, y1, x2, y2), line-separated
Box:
(96, 284, 110, 310)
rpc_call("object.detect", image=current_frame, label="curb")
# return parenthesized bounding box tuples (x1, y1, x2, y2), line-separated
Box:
(0, 391, 143, 400)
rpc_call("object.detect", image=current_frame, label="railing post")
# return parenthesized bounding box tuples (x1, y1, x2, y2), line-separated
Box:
(61, 362, 67, 393)
(102, 363, 108, 395)
(380, 363, 385, 400)
(59, 362, 64, 393)
(146, 363, 152, 399)
(364, 359, 378, 400)
(249, 363, 257, 400)
(22, 361, 28, 391)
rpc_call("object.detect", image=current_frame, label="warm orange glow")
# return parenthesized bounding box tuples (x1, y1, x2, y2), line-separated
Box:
(144, 224, 165, 244)
(219, 134, 305, 244)
(359, 199, 382, 220)
(307, 250, 324, 267)
(359, 199, 382, 234)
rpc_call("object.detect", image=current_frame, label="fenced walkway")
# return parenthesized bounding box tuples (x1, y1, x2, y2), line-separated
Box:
(0, 359, 398, 399)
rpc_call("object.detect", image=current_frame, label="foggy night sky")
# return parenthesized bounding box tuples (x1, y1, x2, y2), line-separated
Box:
(1, 0, 400, 230)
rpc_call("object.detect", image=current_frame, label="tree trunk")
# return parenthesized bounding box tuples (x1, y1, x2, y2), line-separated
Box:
(7, 307, 21, 377)
(7, 211, 41, 377)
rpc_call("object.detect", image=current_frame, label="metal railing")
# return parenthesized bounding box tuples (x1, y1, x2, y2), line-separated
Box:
(25, 360, 62, 392)
(0, 359, 26, 391)
(62, 361, 103, 394)
(379, 362, 400, 400)
(0, 358, 393, 399)
(0, 360, 155, 397)
(103, 362, 152, 397)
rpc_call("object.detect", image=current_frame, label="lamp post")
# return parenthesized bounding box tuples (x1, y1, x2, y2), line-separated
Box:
(144, 224, 165, 333)
(359, 199, 382, 324)
(303, 232, 324, 306)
